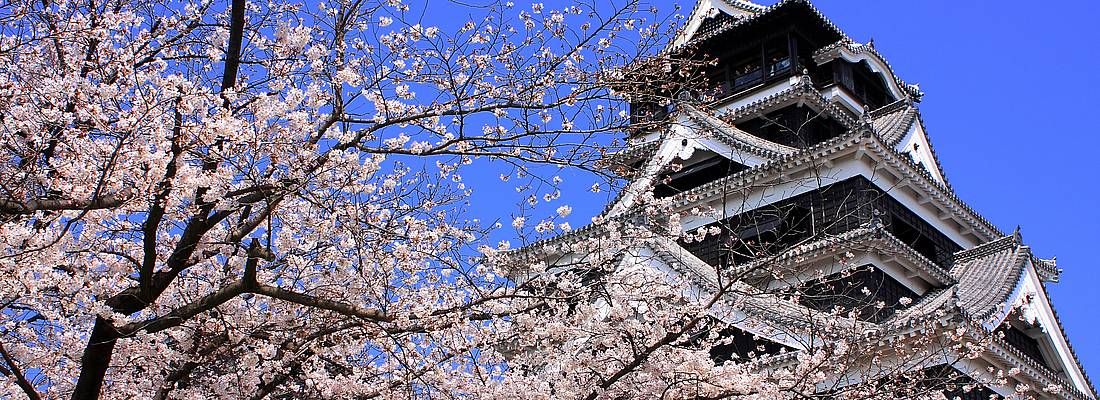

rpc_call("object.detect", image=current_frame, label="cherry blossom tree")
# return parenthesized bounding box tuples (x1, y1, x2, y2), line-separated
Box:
(0, 0, 1014, 398)
(0, 0, 696, 397)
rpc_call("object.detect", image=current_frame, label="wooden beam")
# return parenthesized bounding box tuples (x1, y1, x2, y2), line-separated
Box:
(854, 146, 867, 161)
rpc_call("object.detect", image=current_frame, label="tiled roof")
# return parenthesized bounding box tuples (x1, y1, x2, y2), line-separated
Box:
(517, 0, 1095, 393)
(869, 100, 919, 145)
(729, 225, 954, 286)
(719, 0, 766, 13)
(682, 105, 798, 159)
(670, 0, 761, 53)
(866, 99, 953, 191)
(600, 140, 660, 169)
(950, 234, 1030, 323)
(886, 287, 956, 327)
(672, 0, 848, 54)
(718, 75, 860, 129)
(506, 192, 1093, 397)
(813, 39, 924, 102)
(647, 235, 869, 332)
(596, 131, 674, 220)
(945, 233, 1094, 397)
(648, 235, 721, 287)
(693, 12, 740, 42)
(659, 222, 1095, 398)
(500, 221, 615, 267)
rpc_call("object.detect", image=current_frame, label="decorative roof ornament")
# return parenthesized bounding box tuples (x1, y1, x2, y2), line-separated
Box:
(866, 212, 885, 232)
(866, 37, 875, 49)
(795, 68, 813, 87)
(1034, 256, 1061, 283)
(904, 83, 925, 102)
(859, 109, 875, 134)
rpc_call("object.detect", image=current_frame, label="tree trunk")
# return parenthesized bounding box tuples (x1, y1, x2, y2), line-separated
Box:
(71, 318, 119, 400)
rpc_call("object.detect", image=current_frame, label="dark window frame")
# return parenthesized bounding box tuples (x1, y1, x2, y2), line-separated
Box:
(679, 176, 963, 271)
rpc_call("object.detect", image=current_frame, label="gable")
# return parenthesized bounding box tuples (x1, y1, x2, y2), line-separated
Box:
(895, 119, 947, 185)
(604, 113, 774, 217)
(998, 261, 1094, 395)
(671, 0, 762, 50)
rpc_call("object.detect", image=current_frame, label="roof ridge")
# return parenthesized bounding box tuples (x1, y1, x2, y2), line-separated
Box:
(668, 129, 864, 207)
(867, 136, 988, 235)
(870, 103, 918, 145)
(1032, 256, 1060, 282)
(720, 0, 767, 13)
(953, 234, 1019, 264)
(600, 140, 660, 168)
(909, 112, 953, 190)
(502, 215, 629, 264)
(883, 287, 957, 329)
(868, 98, 910, 118)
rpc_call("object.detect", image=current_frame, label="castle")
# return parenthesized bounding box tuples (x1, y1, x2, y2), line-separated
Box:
(508, 1, 1095, 398)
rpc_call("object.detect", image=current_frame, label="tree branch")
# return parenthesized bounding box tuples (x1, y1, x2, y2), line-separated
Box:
(0, 342, 41, 400)
(220, 0, 246, 95)
(142, 102, 183, 294)
(252, 284, 392, 323)
(0, 189, 131, 216)
(117, 281, 246, 336)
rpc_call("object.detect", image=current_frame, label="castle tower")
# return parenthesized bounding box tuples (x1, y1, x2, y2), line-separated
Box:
(510, 1, 1095, 398)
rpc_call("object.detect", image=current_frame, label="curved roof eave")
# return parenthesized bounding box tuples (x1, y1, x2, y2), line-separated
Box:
(666, 0, 849, 56)
(669, 130, 1004, 243)
(813, 39, 925, 103)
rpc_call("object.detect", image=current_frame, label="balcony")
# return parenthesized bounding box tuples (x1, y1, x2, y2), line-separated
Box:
(812, 59, 896, 110)
(700, 35, 798, 103)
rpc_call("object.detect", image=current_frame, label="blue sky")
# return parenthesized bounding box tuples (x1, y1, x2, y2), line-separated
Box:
(788, 0, 1100, 377)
